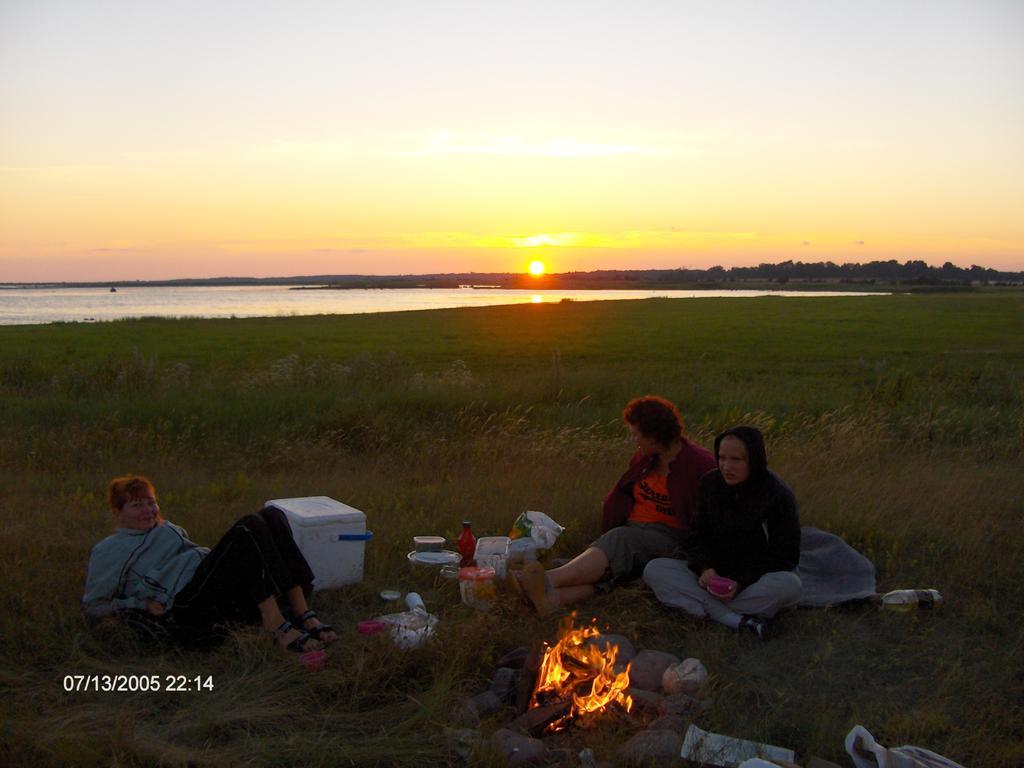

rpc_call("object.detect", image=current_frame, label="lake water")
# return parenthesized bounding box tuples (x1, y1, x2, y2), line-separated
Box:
(0, 285, 887, 326)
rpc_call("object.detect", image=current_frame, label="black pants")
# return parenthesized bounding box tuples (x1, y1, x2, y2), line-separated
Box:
(172, 507, 314, 630)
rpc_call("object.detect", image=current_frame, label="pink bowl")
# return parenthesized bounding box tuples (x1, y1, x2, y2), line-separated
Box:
(707, 576, 737, 597)
(299, 650, 327, 672)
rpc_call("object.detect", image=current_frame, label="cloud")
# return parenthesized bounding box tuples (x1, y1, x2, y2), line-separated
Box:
(406, 132, 648, 158)
(511, 233, 584, 247)
(231, 129, 720, 162)
(226, 230, 764, 251)
(242, 140, 355, 158)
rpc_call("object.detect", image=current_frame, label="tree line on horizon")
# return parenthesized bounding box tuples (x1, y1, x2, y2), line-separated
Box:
(564, 259, 1023, 285)
(15, 258, 1023, 288)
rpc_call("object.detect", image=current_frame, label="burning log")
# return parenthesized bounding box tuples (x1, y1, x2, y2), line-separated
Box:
(527, 614, 634, 733)
(512, 699, 573, 737)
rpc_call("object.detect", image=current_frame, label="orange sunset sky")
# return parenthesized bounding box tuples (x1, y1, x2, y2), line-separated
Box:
(1, 0, 1022, 282)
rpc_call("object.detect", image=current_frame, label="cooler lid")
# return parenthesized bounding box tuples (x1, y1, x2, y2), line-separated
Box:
(265, 496, 366, 527)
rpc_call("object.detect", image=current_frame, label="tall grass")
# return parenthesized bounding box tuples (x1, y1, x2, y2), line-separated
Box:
(1, 293, 1022, 766)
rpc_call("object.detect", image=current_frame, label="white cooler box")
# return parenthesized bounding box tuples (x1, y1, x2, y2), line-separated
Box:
(265, 496, 373, 591)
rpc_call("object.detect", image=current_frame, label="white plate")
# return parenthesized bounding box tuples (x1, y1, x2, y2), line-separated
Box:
(407, 550, 461, 566)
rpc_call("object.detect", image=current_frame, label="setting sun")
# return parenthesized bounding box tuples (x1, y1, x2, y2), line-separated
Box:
(528, 260, 546, 276)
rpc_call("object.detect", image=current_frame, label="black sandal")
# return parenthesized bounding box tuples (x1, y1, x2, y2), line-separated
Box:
(297, 610, 336, 643)
(273, 619, 318, 653)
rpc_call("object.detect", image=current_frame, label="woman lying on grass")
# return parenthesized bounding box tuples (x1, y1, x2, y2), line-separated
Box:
(643, 426, 802, 640)
(82, 475, 336, 653)
(517, 396, 716, 613)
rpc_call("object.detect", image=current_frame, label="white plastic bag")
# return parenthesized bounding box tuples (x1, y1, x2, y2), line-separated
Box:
(375, 592, 438, 650)
(845, 725, 965, 768)
(508, 510, 564, 550)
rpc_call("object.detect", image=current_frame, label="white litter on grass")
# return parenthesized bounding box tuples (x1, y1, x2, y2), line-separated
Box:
(680, 724, 794, 767)
(845, 725, 965, 768)
(375, 592, 437, 650)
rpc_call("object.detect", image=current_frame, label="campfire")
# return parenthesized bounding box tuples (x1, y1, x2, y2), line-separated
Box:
(458, 616, 713, 764)
(528, 615, 634, 733)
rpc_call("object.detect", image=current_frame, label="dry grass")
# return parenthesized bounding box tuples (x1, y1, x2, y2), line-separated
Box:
(2, 428, 1021, 767)
(1, 294, 1021, 766)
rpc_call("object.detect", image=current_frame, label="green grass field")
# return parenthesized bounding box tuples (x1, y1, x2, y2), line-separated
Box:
(1, 292, 1022, 767)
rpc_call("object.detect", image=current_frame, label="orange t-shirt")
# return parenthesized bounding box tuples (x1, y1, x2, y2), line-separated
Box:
(627, 472, 681, 529)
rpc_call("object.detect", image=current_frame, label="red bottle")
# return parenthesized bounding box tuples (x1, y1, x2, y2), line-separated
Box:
(458, 521, 476, 567)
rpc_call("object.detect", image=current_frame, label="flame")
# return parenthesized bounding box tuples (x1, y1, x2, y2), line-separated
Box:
(529, 615, 633, 731)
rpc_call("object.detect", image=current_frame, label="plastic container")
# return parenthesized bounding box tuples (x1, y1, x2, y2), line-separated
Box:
(299, 649, 327, 672)
(458, 521, 476, 567)
(413, 535, 445, 553)
(407, 550, 460, 567)
(707, 575, 738, 597)
(507, 537, 539, 564)
(405, 592, 426, 613)
(266, 496, 373, 590)
(408, 549, 461, 588)
(439, 563, 460, 580)
(458, 566, 497, 610)
(881, 589, 943, 612)
(474, 536, 510, 579)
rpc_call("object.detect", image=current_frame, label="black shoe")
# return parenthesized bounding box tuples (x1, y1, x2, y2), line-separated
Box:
(739, 615, 769, 641)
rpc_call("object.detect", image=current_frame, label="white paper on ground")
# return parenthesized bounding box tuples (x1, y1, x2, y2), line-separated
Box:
(681, 724, 795, 767)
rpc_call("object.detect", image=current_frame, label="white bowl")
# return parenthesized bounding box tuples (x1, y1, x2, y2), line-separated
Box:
(407, 550, 460, 566)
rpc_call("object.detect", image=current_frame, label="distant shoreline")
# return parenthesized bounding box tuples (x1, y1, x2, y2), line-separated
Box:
(0, 283, 1008, 295)
(3, 259, 1021, 291)
(1, 279, 1015, 294)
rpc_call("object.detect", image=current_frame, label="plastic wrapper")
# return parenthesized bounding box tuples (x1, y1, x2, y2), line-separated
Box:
(508, 510, 564, 550)
(374, 592, 437, 650)
(845, 725, 965, 768)
(375, 610, 437, 650)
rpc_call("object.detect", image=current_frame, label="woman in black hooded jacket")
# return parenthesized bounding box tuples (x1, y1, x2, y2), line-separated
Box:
(643, 426, 802, 640)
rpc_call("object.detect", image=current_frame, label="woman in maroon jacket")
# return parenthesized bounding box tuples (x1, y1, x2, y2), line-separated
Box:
(518, 396, 715, 613)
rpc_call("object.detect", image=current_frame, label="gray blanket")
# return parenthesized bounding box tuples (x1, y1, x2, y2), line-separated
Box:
(796, 526, 877, 607)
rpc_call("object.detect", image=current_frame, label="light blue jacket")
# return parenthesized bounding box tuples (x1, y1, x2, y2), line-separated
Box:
(82, 522, 210, 618)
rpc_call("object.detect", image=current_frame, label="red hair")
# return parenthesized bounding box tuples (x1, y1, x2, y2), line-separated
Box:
(623, 396, 684, 447)
(107, 475, 163, 522)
